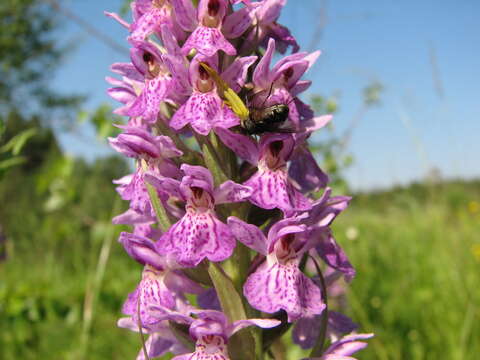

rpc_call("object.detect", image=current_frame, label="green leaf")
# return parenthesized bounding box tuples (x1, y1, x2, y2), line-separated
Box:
(0, 127, 36, 155)
(0, 156, 26, 170)
(182, 265, 212, 287)
(145, 182, 172, 233)
(169, 321, 195, 352)
(141, 159, 172, 232)
(208, 262, 247, 322)
(309, 257, 329, 357)
(207, 262, 256, 360)
(202, 143, 228, 187)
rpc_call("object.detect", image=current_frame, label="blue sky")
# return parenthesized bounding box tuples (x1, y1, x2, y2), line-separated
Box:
(51, 0, 480, 190)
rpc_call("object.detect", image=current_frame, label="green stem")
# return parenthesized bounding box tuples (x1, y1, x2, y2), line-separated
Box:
(141, 159, 172, 232)
(138, 298, 150, 360)
(192, 131, 229, 186)
(309, 256, 329, 357)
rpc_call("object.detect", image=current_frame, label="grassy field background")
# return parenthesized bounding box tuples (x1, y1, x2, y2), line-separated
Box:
(338, 181, 480, 360)
(1, 162, 479, 359)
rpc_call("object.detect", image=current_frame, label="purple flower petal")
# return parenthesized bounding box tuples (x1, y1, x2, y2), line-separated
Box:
(328, 311, 358, 339)
(293, 310, 359, 350)
(197, 288, 221, 311)
(226, 318, 281, 338)
(259, 133, 295, 162)
(292, 315, 320, 349)
(215, 104, 241, 129)
(244, 261, 325, 322)
(173, 337, 229, 360)
(298, 115, 333, 140)
(214, 127, 259, 165)
(181, 164, 215, 192)
(110, 62, 143, 81)
(223, 6, 253, 38)
(109, 130, 159, 158)
(104, 11, 130, 29)
(266, 22, 299, 54)
(253, 38, 275, 88)
(170, 93, 221, 135)
(147, 305, 195, 325)
(308, 189, 351, 227)
(129, 77, 170, 123)
(156, 212, 235, 267)
(144, 173, 183, 200)
(136, 334, 175, 360)
(107, 86, 137, 104)
(290, 80, 312, 97)
(244, 168, 312, 214)
(119, 232, 164, 269)
(171, 0, 197, 32)
(134, 223, 162, 239)
(160, 24, 183, 56)
(256, 0, 286, 24)
(129, 7, 164, 41)
(322, 333, 374, 358)
(214, 180, 253, 204)
(289, 146, 329, 193)
(189, 310, 228, 340)
(227, 216, 268, 255)
(272, 59, 309, 89)
(182, 27, 236, 57)
(113, 208, 155, 225)
(221, 56, 258, 92)
(315, 231, 356, 282)
(266, 217, 307, 252)
(123, 267, 177, 331)
(164, 270, 205, 295)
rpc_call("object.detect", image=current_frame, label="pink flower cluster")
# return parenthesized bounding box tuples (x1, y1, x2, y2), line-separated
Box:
(106, 1, 372, 359)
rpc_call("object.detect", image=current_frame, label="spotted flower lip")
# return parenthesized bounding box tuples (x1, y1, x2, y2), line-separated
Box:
(146, 164, 253, 267)
(178, 0, 236, 57)
(121, 265, 193, 331)
(228, 216, 325, 322)
(119, 232, 203, 332)
(124, 40, 177, 123)
(144, 308, 280, 360)
(126, 0, 187, 42)
(216, 130, 312, 214)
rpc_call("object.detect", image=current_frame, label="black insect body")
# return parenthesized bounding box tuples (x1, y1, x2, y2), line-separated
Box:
(242, 104, 290, 135)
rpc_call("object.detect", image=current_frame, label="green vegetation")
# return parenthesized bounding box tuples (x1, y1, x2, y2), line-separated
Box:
(336, 180, 480, 360)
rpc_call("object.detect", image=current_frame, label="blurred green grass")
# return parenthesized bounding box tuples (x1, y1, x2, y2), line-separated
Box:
(335, 181, 480, 360)
(1, 173, 479, 359)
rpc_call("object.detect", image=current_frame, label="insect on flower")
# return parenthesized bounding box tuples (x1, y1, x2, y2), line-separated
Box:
(199, 62, 292, 135)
